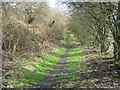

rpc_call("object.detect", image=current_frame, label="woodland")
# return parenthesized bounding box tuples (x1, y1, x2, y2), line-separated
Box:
(1, 1, 120, 89)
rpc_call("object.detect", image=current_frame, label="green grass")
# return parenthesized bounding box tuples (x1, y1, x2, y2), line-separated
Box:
(7, 33, 68, 88)
(68, 35, 80, 45)
(61, 39, 67, 45)
(61, 34, 69, 45)
(64, 48, 86, 72)
(8, 47, 66, 88)
(7, 32, 85, 88)
(55, 36, 86, 88)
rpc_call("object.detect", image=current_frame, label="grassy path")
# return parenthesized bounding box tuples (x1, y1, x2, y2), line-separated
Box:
(38, 48, 70, 88)
(7, 33, 86, 88)
(54, 43, 86, 88)
(36, 34, 86, 88)
(8, 44, 66, 88)
(5, 33, 120, 88)
(37, 35, 71, 88)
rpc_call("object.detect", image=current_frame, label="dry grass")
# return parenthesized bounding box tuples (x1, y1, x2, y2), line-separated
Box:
(2, 3, 66, 87)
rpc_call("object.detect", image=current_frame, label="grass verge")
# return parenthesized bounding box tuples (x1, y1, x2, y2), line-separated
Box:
(8, 47, 66, 88)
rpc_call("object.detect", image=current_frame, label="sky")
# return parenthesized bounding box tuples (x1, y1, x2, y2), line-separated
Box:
(47, 0, 58, 8)
(47, 0, 67, 11)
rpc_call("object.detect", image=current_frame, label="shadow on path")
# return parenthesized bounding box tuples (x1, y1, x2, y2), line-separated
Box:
(36, 36, 71, 88)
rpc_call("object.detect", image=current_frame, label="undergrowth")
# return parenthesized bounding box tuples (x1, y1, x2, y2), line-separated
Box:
(8, 47, 66, 88)
(7, 34, 86, 88)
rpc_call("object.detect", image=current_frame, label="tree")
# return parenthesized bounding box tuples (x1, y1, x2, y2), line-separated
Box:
(65, 2, 119, 63)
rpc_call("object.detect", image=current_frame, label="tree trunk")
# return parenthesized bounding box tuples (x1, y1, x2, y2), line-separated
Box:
(116, 1, 120, 64)
(113, 2, 120, 76)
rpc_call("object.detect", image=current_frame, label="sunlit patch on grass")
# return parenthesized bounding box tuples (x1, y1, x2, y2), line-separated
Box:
(8, 47, 66, 88)
(64, 55, 86, 72)
(61, 40, 67, 45)
(55, 35, 86, 88)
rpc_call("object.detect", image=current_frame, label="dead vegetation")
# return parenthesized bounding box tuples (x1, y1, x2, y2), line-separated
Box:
(72, 47, 120, 88)
(2, 2, 67, 87)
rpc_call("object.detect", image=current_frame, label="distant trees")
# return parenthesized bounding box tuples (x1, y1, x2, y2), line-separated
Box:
(65, 2, 120, 69)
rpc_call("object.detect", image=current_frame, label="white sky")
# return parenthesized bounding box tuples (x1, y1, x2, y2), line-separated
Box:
(47, 0, 59, 8)
(47, 0, 67, 11)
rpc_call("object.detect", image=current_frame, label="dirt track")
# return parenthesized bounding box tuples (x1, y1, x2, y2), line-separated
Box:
(37, 36, 70, 88)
